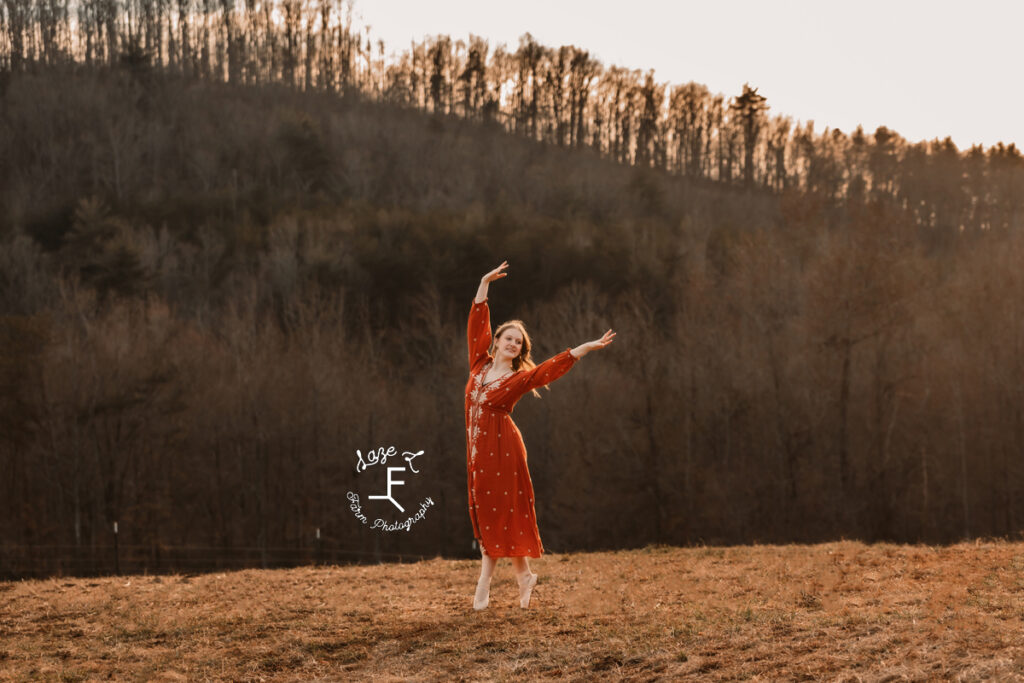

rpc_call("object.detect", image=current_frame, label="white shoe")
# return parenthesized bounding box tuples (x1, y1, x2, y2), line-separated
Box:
(518, 571, 538, 608)
(474, 577, 491, 610)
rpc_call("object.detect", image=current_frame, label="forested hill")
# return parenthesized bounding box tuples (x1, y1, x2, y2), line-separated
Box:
(3, 4, 1024, 578)
(2, 62, 711, 327)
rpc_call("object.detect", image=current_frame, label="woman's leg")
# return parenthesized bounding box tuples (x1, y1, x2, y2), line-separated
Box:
(474, 550, 497, 610)
(512, 556, 529, 578)
(480, 551, 498, 582)
(513, 556, 538, 608)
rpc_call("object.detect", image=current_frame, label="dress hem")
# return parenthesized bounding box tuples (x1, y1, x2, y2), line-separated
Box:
(476, 538, 543, 559)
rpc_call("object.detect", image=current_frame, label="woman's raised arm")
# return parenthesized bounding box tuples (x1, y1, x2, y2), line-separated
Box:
(475, 260, 508, 303)
(468, 261, 510, 368)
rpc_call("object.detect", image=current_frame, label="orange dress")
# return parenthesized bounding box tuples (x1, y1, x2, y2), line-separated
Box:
(465, 297, 579, 558)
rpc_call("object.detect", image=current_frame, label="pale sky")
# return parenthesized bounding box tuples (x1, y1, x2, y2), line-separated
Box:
(355, 0, 1022, 150)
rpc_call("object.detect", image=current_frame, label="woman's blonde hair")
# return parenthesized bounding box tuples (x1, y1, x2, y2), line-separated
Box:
(492, 320, 546, 398)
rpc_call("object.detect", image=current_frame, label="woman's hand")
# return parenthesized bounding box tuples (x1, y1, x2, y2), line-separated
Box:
(475, 261, 508, 303)
(570, 329, 616, 359)
(481, 261, 509, 283)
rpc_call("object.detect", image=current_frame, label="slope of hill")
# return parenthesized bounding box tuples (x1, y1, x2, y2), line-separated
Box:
(2, 541, 1022, 680)
(4, 63, 1024, 561)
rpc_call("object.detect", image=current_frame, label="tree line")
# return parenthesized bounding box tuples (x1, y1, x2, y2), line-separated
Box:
(2, 0, 1023, 240)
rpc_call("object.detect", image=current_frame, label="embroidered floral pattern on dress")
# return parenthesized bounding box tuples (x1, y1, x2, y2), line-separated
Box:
(467, 359, 515, 467)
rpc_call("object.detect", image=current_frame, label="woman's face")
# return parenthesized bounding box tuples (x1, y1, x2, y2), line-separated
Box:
(495, 326, 524, 363)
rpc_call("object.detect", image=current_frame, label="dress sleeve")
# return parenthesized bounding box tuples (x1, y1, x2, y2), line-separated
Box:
(516, 348, 579, 393)
(468, 298, 492, 368)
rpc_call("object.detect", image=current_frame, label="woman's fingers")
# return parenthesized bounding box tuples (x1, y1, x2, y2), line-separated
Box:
(594, 330, 615, 347)
(484, 261, 509, 282)
(570, 330, 613, 357)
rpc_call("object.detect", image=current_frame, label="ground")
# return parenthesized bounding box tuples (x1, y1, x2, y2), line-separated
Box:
(2, 541, 1023, 681)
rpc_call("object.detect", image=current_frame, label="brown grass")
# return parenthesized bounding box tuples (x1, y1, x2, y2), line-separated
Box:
(2, 541, 1023, 681)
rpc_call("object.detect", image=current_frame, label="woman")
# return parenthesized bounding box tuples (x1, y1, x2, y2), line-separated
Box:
(466, 261, 615, 610)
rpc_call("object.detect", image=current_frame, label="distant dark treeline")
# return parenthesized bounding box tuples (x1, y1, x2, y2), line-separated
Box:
(2, 2, 1024, 579)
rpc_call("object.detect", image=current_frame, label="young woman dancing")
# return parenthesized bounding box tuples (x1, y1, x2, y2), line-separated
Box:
(466, 261, 615, 610)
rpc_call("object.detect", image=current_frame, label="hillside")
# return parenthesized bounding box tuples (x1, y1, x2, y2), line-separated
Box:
(2, 542, 1022, 680)
(3, 60, 1024, 563)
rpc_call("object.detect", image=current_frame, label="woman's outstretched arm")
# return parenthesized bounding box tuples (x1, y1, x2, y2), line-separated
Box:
(515, 330, 616, 393)
(570, 329, 616, 359)
(475, 260, 508, 303)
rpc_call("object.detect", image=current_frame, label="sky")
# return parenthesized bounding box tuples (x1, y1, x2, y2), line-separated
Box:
(353, 0, 1022, 150)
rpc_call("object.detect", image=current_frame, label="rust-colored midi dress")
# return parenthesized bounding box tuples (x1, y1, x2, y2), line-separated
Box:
(465, 297, 578, 558)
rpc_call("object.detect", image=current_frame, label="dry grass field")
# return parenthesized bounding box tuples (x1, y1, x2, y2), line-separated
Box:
(2, 541, 1023, 681)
